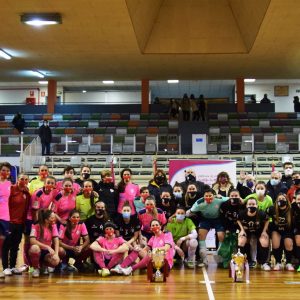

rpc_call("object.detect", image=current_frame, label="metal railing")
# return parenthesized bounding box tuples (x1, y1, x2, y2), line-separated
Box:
(20, 136, 43, 172)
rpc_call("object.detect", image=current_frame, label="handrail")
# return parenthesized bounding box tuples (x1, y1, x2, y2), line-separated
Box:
(20, 136, 43, 172)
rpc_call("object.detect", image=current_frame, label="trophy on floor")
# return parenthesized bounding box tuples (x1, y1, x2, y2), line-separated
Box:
(147, 249, 167, 282)
(230, 249, 250, 283)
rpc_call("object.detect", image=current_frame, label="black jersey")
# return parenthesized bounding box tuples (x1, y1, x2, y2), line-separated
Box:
(115, 215, 141, 241)
(219, 200, 243, 231)
(267, 206, 292, 232)
(84, 215, 108, 242)
(291, 202, 300, 230)
(238, 210, 268, 234)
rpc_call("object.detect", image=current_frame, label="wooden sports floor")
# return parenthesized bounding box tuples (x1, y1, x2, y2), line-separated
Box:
(1, 263, 300, 300)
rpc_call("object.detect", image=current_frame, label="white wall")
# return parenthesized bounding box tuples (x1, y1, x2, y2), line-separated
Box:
(244, 83, 300, 112)
(0, 88, 40, 104)
(63, 91, 145, 104)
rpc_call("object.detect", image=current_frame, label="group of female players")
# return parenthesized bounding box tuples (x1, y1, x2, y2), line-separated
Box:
(1, 160, 300, 280)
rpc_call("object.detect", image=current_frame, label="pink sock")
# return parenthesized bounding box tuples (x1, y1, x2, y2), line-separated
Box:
(120, 251, 139, 268)
(29, 252, 41, 268)
(23, 242, 31, 265)
(108, 253, 123, 269)
(93, 252, 106, 269)
(132, 256, 151, 271)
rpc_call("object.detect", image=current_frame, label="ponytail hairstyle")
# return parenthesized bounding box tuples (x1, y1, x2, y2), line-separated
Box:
(117, 168, 132, 193)
(37, 209, 53, 241)
(65, 209, 80, 241)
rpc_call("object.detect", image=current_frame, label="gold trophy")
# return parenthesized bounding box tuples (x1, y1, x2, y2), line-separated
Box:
(149, 249, 166, 282)
(230, 249, 250, 283)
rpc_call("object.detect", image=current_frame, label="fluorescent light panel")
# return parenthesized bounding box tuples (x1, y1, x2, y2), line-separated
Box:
(167, 80, 179, 83)
(0, 49, 12, 60)
(38, 81, 48, 84)
(102, 80, 114, 84)
(21, 13, 62, 26)
(244, 79, 256, 83)
(31, 70, 45, 78)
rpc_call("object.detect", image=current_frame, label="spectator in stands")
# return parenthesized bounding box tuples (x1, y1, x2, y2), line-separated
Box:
(38, 120, 52, 156)
(244, 181, 273, 212)
(266, 171, 288, 203)
(198, 94, 206, 121)
(98, 170, 118, 222)
(179, 168, 206, 198)
(294, 96, 300, 113)
(190, 94, 200, 121)
(181, 93, 190, 121)
(148, 169, 172, 204)
(75, 165, 98, 190)
(281, 161, 294, 189)
(12, 112, 25, 134)
(169, 99, 180, 119)
(117, 168, 140, 216)
(260, 93, 271, 104)
(236, 171, 256, 199)
(212, 171, 234, 197)
(287, 171, 300, 202)
(250, 95, 256, 104)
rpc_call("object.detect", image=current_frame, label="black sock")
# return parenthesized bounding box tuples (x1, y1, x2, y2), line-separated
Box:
(285, 250, 293, 264)
(273, 248, 282, 263)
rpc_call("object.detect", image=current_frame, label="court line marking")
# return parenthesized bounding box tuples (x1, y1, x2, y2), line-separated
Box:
(56, 280, 131, 284)
(201, 267, 215, 300)
(284, 281, 300, 285)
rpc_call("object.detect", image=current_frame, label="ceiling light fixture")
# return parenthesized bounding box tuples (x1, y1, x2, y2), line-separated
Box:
(102, 80, 114, 84)
(38, 81, 48, 84)
(0, 49, 12, 60)
(31, 70, 45, 78)
(82, 90, 87, 93)
(244, 79, 256, 83)
(167, 80, 179, 84)
(21, 13, 62, 26)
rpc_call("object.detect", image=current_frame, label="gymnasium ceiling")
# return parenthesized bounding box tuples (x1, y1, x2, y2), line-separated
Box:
(0, 0, 299, 82)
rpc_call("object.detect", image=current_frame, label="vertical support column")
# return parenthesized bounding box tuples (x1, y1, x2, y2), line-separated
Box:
(141, 79, 149, 113)
(47, 80, 57, 114)
(236, 78, 245, 113)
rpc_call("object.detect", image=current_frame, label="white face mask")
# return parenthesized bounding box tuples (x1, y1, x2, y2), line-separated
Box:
(256, 190, 265, 197)
(284, 168, 293, 176)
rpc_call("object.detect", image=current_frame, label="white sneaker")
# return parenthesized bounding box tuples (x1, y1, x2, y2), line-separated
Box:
(286, 263, 295, 271)
(12, 264, 29, 275)
(47, 267, 55, 273)
(3, 268, 12, 276)
(121, 266, 133, 276)
(42, 267, 49, 275)
(273, 263, 282, 271)
(261, 263, 271, 271)
(110, 264, 123, 274)
(32, 268, 40, 278)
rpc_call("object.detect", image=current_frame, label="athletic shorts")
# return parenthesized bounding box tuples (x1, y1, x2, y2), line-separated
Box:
(199, 218, 224, 232)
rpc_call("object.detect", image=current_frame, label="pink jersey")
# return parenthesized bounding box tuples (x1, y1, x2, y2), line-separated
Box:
(58, 222, 88, 246)
(30, 223, 58, 246)
(0, 180, 12, 221)
(96, 236, 126, 259)
(56, 181, 81, 194)
(148, 232, 175, 268)
(32, 188, 56, 210)
(53, 192, 77, 221)
(117, 182, 140, 215)
(138, 208, 167, 233)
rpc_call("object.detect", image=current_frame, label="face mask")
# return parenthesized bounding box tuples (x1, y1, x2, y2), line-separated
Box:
(162, 198, 170, 204)
(151, 226, 160, 233)
(297, 202, 300, 209)
(83, 187, 92, 194)
(146, 205, 154, 212)
(246, 181, 254, 188)
(155, 175, 165, 184)
(40, 171, 48, 178)
(186, 174, 196, 182)
(176, 214, 185, 221)
(220, 177, 227, 184)
(45, 184, 54, 191)
(105, 228, 114, 237)
(64, 187, 72, 193)
(123, 174, 131, 181)
(278, 200, 287, 208)
(96, 208, 104, 216)
(230, 197, 240, 205)
(294, 179, 300, 185)
(82, 173, 90, 180)
(285, 168, 293, 176)
(104, 177, 113, 183)
(70, 218, 80, 225)
(173, 191, 183, 199)
(205, 196, 214, 204)
(122, 212, 131, 219)
(248, 206, 257, 213)
(189, 191, 197, 198)
(270, 179, 279, 186)
(256, 190, 265, 196)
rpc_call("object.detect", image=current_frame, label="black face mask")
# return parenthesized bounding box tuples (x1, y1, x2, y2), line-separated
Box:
(294, 179, 300, 185)
(278, 200, 287, 208)
(297, 203, 300, 209)
(162, 198, 171, 204)
(186, 174, 196, 182)
(230, 197, 240, 205)
(82, 173, 90, 180)
(189, 191, 197, 198)
(248, 206, 257, 214)
(95, 209, 104, 216)
(155, 176, 165, 184)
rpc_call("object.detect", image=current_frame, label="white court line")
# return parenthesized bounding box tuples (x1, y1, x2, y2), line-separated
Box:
(201, 267, 215, 300)
(56, 280, 131, 284)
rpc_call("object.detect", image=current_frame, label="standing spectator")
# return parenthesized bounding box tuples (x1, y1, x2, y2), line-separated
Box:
(12, 112, 25, 134)
(38, 120, 52, 156)
(169, 99, 180, 119)
(294, 96, 300, 113)
(266, 171, 288, 203)
(281, 161, 294, 189)
(250, 95, 256, 104)
(190, 94, 199, 121)
(198, 94, 206, 121)
(181, 93, 190, 121)
(260, 93, 271, 104)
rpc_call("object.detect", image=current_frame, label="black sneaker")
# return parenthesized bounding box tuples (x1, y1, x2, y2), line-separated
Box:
(249, 261, 257, 268)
